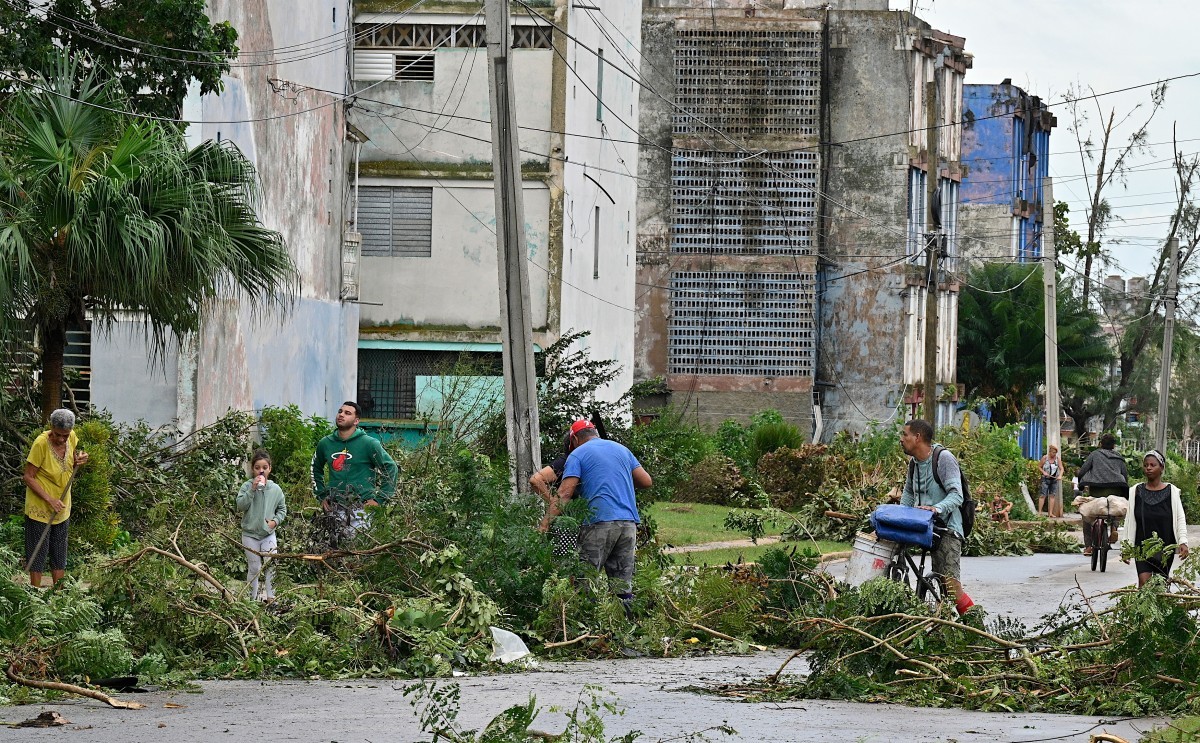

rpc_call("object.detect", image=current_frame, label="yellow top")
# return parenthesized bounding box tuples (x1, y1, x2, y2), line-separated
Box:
(24, 430, 77, 525)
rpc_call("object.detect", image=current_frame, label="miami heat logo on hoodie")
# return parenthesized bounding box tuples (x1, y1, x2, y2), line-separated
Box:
(331, 450, 353, 471)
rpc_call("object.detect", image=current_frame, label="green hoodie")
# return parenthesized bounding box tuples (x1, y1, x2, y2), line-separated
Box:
(236, 479, 287, 539)
(311, 428, 398, 505)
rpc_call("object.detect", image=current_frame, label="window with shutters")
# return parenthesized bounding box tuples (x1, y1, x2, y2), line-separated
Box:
(359, 186, 433, 258)
(395, 52, 435, 81)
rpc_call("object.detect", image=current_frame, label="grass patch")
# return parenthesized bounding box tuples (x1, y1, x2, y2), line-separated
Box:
(649, 502, 783, 547)
(669, 541, 848, 567)
(1143, 717, 1200, 742)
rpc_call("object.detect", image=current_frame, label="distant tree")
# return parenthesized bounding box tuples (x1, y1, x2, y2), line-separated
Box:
(1099, 131, 1200, 430)
(0, 57, 296, 420)
(0, 0, 238, 118)
(1063, 82, 1165, 303)
(1125, 324, 1200, 441)
(957, 263, 1112, 427)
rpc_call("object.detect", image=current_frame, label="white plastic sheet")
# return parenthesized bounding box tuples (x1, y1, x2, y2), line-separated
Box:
(488, 627, 530, 663)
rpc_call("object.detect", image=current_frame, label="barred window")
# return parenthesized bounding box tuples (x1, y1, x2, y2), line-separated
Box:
(357, 349, 502, 419)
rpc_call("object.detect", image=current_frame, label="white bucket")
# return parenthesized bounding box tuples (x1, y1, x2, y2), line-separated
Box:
(845, 532, 899, 586)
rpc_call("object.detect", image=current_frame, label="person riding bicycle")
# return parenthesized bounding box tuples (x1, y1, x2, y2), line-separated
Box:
(899, 419, 973, 614)
(1077, 433, 1128, 557)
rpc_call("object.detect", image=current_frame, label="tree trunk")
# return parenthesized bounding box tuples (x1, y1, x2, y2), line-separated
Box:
(40, 320, 66, 423)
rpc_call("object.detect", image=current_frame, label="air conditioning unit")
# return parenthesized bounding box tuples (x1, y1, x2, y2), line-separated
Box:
(342, 231, 362, 301)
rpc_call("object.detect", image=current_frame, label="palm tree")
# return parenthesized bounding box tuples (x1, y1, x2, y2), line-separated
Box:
(0, 56, 297, 420)
(957, 263, 1112, 426)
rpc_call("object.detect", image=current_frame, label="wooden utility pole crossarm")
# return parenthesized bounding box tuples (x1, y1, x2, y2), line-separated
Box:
(485, 0, 541, 491)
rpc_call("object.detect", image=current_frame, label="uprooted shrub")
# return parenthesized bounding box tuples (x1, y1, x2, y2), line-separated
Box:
(756, 444, 840, 510)
(706, 552, 1200, 718)
(676, 452, 754, 505)
(534, 558, 766, 658)
(963, 519, 1078, 557)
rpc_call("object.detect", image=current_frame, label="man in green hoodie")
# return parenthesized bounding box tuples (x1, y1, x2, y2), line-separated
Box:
(311, 401, 398, 545)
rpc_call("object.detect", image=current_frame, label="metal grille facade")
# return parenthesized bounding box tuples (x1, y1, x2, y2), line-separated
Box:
(359, 186, 433, 257)
(668, 272, 815, 377)
(671, 150, 818, 255)
(673, 27, 821, 137)
(357, 349, 502, 420)
(354, 23, 552, 50)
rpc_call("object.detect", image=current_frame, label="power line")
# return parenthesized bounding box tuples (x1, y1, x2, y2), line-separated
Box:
(365, 111, 639, 315)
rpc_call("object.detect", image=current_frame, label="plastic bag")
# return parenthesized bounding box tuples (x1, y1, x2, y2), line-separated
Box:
(488, 626, 530, 663)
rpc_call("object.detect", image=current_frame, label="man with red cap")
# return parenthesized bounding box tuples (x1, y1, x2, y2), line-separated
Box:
(538, 419, 652, 603)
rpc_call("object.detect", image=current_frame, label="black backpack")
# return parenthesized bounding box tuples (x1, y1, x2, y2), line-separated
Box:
(907, 445, 976, 538)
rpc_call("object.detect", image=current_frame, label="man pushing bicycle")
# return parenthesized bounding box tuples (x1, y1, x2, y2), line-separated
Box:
(899, 419, 974, 615)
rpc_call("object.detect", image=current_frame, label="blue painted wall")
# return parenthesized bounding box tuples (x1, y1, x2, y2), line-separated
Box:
(961, 83, 1054, 262)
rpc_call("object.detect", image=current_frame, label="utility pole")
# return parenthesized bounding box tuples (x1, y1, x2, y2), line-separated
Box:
(922, 77, 939, 425)
(1042, 178, 1060, 452)
(1156, 236, 1180, 453)
(485, 0, 541, 492)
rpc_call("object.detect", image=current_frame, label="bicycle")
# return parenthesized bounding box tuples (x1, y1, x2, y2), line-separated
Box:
(1089, 513, 1117, 572)
(885, 523, 948, 606)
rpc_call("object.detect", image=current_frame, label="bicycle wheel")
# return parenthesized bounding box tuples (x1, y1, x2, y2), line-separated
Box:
(1098, 541, 1110, 572)
(917, 573, 944, 606)
(1090, 520, 1104, 572)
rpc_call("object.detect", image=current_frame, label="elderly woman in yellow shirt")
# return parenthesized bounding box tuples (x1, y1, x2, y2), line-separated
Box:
(23, 408, 88, 587)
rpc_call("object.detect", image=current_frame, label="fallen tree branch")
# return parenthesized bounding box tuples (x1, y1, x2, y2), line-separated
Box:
(824, 510, 857, 521)
(221, 533, 433, 562)
(5, 663, 145, 710)
(661, 593, 767, 651)
(1075, 575, 1109, 641)
(800, 617, 964, 692)
(108, 546, 233, 601)
(543, 633, 602, 649)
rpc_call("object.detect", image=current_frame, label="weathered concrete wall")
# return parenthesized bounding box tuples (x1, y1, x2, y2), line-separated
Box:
(676, 387, 814, 432)
(959, 83, 1055, 264)
(89, 322, 180, 425)
(358, 178, 551, 328)
(817, 10, 968, 435)
(89, 0, 358, 426)
(350, 43, 554, 165)
(634, 14, 675, 385)
(634, 6, 823, 432)
(959, 203, 1015, 261)
(347, 0, 642, 407)
(557, 0, 643, 403)
(961, 85, 1016, 207)
(196, 0, 358, 423)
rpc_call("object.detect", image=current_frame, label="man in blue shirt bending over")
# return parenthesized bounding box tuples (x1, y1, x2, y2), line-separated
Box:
(538, 419, 653, 603)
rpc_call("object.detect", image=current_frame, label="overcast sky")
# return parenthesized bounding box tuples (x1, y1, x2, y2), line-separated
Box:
(901, 0, 1200, 280)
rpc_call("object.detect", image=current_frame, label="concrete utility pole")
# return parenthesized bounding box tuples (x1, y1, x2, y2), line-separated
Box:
(922, 77, 939, 425)
(485, 0, 541, 492)
(1156, 236, 1180, 453)
(1043, 177, 1060, 452)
